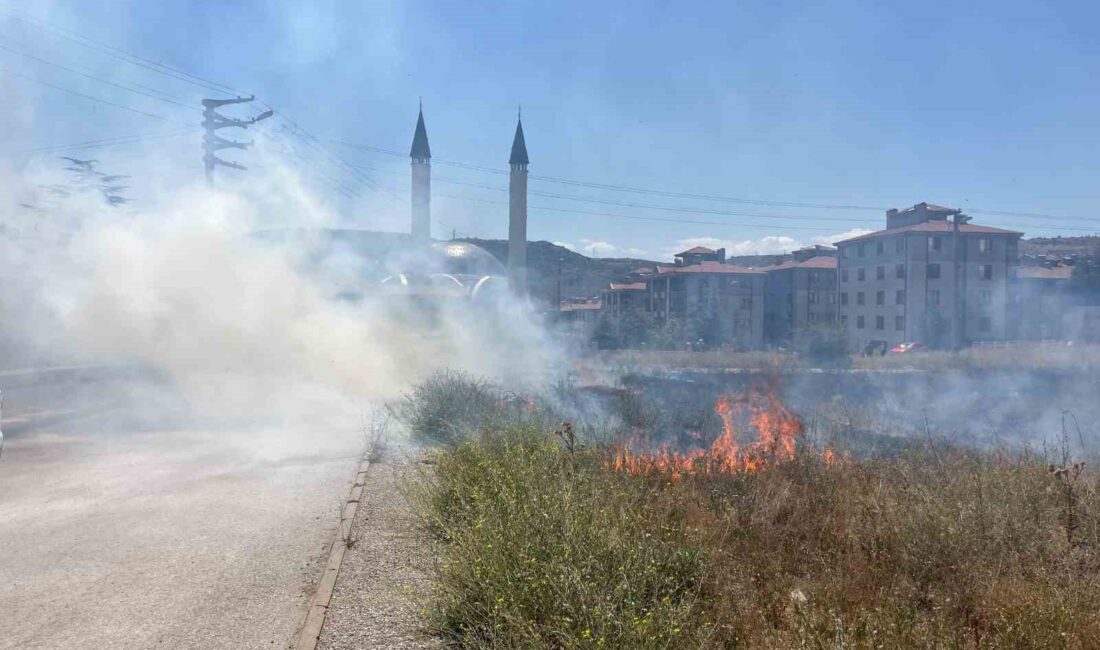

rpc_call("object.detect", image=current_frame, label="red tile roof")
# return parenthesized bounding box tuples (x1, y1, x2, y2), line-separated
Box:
(761, 256, 838, 271)
(656, 261, 763, 275)
(676, 246, 717, 256)
(835, 220, 1022, 244)
(1018, 265, 1074, 280)
(608, 282, 646, 291)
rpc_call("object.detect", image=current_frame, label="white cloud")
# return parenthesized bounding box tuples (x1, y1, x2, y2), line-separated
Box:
(622, 247, 650, 257)
(813, 228, 873, 246)
(663, 236, 799, 261)
(662, 229, 875, 262)
(552, 241, 576, 251)
(580, 239, 618, 257)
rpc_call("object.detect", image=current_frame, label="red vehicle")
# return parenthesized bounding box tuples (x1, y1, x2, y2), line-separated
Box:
(890, 342, 926, 354)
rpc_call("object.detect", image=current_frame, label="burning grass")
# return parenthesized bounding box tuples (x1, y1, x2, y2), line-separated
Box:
(411, 378, 1100, 648)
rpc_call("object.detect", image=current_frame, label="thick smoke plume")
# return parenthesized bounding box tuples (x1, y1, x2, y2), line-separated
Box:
(0, 161, 561, 423)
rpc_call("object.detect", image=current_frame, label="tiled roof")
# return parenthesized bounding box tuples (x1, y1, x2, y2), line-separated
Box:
(761, 256, 838, 272)
(656, 261, 763, 275)
(835, 221, 1022, 244)
(676, 246, 717, 256)
(899, 202, 957, 214)
(608, 282, 646, 291)
(1018, 265, 1074, 280)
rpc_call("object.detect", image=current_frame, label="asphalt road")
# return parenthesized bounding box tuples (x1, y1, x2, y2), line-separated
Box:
(0, 372, 364, 649)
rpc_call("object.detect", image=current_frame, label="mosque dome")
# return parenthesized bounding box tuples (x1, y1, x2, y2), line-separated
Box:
(428, 241, 505, 278)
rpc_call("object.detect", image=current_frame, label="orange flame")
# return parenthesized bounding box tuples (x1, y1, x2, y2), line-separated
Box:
(609, 385, 831, 479)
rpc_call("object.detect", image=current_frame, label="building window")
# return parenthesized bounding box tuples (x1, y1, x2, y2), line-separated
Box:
(929, 236, 942, 252)
(927, 263, 941, 279)
(857, 315, 865, 329)
(896, 263, 905, 279)
(841, 314, 848, 325)
(841, 269, 849, 283)
(930, 289, 940, 305)
(858, 243, 866, 257)
(876, 265, 885, 280)
(841, 292, 848, 306)
(979, 264, 993, 280)
(896, 289, 905, 304)
(858, 268, 866, 281)
(876, 290, 885, 305)
(876, 316, 885, 330)
(740, 297, 752, 308)
(876, 240, 884, 254)
(980, 289, 992, 305)
(896, 238, 905, 253)
(841, 247, 849, 259)
(808, 312, 818, 322)
(857, 292, 865, 306)
(979, 238, 991, 253)
(809, 291, 818, 304)
(896, 316, 905, 331)
(979, 317, 992, 333)
(829, 292, 836, 304)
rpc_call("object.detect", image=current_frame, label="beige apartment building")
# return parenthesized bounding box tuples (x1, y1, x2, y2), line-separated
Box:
(761, 245, 838, 346)
(835, 203, 1021, 350)
(646, 260, 765, 350)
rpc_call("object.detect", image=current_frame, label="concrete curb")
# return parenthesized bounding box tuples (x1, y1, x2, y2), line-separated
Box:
(294, 447, 373, 650)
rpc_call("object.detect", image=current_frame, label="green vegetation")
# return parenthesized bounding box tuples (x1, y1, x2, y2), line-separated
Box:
(405, 373, 1100, 648)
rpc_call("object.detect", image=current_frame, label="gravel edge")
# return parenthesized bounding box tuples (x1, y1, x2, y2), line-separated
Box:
(317, 444, 441, 649)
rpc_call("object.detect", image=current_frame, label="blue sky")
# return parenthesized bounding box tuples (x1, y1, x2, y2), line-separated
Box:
(2, 0, 1099, 260)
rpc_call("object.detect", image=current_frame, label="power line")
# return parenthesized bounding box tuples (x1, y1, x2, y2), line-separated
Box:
(2, 10, 244, 96)
(271, 116, 403, 203)
(376, 185, 850, 232)
(259, 127, 361, 199)
(371, 183, 1099, 235)
(0, 38, 196, 110)
(0, 65, 170, 120)
(1, 12, 398, 202)
(3, 128, 193, 157)
(332, 139, 1100, 226)
(350, 162, 879, 225)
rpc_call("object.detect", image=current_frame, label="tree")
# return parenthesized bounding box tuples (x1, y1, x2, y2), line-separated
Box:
(1071, 259, 1100, 305)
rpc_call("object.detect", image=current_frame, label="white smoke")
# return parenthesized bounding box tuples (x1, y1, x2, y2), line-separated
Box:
(0, 160, 561, 422)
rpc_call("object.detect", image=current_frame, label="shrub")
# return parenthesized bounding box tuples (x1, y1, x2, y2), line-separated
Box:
(397, 370, 517, 444)
(418, 427, 711, 649)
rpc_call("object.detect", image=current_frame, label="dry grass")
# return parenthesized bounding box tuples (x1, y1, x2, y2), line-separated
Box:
(419, 435, 1100, 648)
(406, 373, 1100, 648)
(589, 344, 1100, 373)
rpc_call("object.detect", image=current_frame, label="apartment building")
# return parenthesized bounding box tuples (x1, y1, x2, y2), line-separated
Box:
(1012, 262, 1074, 340)
(761, 245, 838, 346)
(602, 282, 647, 318)
(835, 202, 1021, 350)
(646, 261, 765, 349)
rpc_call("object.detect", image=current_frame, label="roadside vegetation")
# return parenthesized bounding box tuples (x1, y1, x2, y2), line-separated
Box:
(404, 372, 1100, 649)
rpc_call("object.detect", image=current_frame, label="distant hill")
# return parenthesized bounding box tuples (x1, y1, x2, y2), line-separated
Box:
(460, 239, 661, 306)
(1021, 236, 1100, 258)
